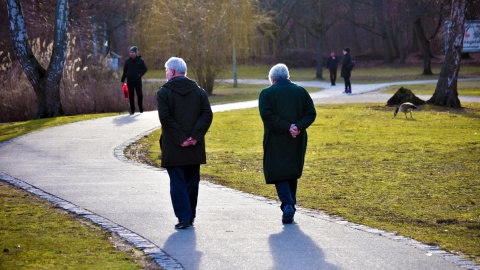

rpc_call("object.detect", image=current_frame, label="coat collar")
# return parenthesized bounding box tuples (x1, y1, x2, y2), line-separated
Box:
(272, 78, 292, 86)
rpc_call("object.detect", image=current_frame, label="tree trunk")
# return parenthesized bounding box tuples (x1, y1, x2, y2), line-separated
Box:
(373, 0, 395, 63)
(413, 18, 433, 75)
(7, 0, 68, 118)
(315, 38, 323, 79)
(428, 0, 466, 108)
(385, 27, 399, 63)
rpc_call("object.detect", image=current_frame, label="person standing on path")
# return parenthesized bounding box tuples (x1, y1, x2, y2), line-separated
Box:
(121, 46, 147, 115)
(341, 47, 354, 94)
(157, 57, 213, 229)
(259, 64, 317, 224)
(326, 51, 340, 86)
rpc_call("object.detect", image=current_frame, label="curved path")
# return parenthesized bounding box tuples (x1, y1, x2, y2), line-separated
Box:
(1, 80, 479, 270)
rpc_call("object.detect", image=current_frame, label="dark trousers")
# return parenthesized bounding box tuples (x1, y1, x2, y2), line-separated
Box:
(127, 78, 143, 113)
(344, 76, 351, 93)
(274, 179, 298, 211)
(166, 165, 200, 223)
(328, 68, 337, 85)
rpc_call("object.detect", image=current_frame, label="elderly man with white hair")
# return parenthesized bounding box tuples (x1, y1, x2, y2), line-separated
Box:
(259, 63, 317, 224)
(157, 57, 213, 229)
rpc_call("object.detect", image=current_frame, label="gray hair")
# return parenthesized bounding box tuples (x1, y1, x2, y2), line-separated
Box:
(268, 63, 290, 80)
(165, 57, 187, 74)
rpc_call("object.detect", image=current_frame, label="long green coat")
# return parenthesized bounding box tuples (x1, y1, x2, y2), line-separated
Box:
(259, 79, 317, 184)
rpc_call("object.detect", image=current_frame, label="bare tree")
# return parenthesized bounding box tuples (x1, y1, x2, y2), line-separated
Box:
(258, 0, 297, 63)
(7, 0, 69, 118)
(132, 0, 266, 95)
(293, 1, 341, 79)
(428, 0, 468, 108)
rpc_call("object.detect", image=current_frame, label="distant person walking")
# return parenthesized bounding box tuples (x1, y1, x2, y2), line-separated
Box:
(341, 47, 354, 94)
(259, 64, 317, 224)
(121, 46, 147, 115)
(326, 51, 340, 86)
(157, 57, 213, 229)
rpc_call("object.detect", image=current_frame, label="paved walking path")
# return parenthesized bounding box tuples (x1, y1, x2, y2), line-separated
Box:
(1, 80, 479, 270)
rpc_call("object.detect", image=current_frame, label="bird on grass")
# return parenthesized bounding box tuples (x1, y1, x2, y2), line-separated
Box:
(394, 102, 417, 118)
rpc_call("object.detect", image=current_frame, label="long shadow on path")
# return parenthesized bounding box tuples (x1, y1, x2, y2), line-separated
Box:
(269, 224, 340, 270)
(163, 230, 202, 270)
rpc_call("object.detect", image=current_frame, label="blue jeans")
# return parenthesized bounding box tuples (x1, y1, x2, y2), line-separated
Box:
(274, 179, 298, 211)
(166, 165, 200, 223)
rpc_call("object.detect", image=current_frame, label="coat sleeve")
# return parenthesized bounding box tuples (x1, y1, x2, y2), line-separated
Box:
(259, 90, 291, 134)
(121, 60, 127, 83)
(157, 88, 188, 145)
(191, 89, 213, 141)
(296, 90, 317, 130)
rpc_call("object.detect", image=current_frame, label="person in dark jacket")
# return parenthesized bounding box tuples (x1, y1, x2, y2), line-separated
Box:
(341, 47, 354, 94)
(259, 63, 317, 224)
(157, 57, 213, 229)
(121, 46, 147, 114)
(326, 51, 340, 86)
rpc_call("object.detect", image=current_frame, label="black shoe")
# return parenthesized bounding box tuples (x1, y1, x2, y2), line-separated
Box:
(175, 222, 190, 229)
(140, 108, 144, 113)
(282, 205, 295, 224)
(129, 111, 134, 115)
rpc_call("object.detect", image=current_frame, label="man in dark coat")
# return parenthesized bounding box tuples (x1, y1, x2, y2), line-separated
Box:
(259, 63, 317, 224)
(121, 46, 147, 114)
(341, 47, 354, 94)
(326, 51, 340, 86)
(157, 57, 213, 229)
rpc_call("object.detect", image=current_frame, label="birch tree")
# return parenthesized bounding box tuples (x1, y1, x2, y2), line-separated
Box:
(428, 0, 467, 108)
(7, 0, 69, 118)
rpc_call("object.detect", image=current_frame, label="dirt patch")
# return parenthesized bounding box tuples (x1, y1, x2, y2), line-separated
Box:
(386, 87, 426, 106)
(125, 143, 157, 167)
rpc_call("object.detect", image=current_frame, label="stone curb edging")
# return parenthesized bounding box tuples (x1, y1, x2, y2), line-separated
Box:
(0, 172, 184, 270)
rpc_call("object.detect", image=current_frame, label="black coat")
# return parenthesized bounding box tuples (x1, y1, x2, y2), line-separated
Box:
(341, 53, 353, 78)
(121, 56, 147, 83)
(157, 77, 213, 167)
(326, 56, 340, 70)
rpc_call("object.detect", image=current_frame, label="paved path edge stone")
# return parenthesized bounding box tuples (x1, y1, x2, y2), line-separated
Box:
(0, 171, 184, 270)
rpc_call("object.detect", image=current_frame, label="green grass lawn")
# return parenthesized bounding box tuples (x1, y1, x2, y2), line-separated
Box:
(0, 182, 153, 270)
(136, 102, 480, 264)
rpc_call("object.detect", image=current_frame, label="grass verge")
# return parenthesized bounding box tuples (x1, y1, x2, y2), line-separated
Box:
(0, 182, 159, 270)
(0, 113, 161, 270)
(0, 113, 119, 142)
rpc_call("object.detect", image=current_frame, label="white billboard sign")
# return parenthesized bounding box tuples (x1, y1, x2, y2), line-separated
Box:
(445, 20, 480, 53)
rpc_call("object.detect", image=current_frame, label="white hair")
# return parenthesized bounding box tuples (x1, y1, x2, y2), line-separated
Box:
(165, 57, 187, 74)
(268, 63, 290, 81)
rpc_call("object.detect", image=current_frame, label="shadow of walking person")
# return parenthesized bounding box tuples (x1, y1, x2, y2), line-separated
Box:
(269, 224, 340, 270)
(162, 230, 202, 270)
